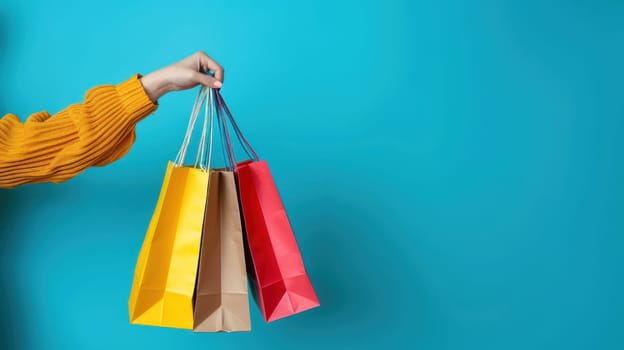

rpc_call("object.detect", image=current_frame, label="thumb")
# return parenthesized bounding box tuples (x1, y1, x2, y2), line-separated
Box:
(194, 72, 222, 88)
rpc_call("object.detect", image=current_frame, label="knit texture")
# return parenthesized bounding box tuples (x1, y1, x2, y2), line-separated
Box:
(0, 75, 157, 188)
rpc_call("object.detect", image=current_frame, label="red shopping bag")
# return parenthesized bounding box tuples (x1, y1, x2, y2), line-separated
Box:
(215, 90, 320, 322)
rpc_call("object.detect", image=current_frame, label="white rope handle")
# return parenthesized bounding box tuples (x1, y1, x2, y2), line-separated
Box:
(174, 87, 209, 167)
(195, 89, 213, 169)
(174, 88, 204, 165)
(206, 89, 215, 171)
(195, 89, 216, 170)
(174, 88, 202, 165)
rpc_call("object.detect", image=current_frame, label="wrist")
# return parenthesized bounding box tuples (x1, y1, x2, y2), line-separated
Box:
(140, 71, 168, 103)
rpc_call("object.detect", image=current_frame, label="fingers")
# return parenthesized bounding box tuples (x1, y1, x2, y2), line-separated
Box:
(195, 51, 224, 83)
(193, 71, 222, 88)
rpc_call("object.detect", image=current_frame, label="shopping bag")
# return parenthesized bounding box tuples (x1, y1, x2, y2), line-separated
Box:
(216, 90, 320, 322)
(128, 87, 213, 329)
(193, 170, 252, 332)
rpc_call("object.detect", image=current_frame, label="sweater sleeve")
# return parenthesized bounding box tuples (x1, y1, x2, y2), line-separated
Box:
(0, 75, 158, 188)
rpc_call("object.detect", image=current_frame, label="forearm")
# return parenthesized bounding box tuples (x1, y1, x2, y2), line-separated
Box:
(0, 75, 157, 188)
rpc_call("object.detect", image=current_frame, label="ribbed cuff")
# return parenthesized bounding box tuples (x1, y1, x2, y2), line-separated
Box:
(116, 74, 158, 121)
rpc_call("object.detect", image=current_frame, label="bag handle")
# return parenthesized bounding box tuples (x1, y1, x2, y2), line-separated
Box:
(214, 90, 259, 171)
(217, 91, 243, 171)
(216, 92, 232, 171)
(194, 88, 215, 170)
(173, 86, 215, 170)
(202, 88, 216, 171)
(174, 87, 206, 167)
(216, 90, 259, 161)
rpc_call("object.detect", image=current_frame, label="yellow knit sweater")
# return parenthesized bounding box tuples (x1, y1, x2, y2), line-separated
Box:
(0, 75, 157, 188)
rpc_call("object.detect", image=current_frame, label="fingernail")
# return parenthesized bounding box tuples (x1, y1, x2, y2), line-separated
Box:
(213, 81, 222, 88)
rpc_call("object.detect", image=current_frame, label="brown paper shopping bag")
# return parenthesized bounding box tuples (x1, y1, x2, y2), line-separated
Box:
(193, 168, 252, 332)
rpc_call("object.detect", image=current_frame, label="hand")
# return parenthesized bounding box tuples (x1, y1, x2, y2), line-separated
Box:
(140, 51, 224, 103)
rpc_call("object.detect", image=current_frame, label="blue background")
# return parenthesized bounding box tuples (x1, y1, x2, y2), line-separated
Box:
(0, 0, 622, 349)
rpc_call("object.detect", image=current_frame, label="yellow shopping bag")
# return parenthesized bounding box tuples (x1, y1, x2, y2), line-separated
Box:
(129, 87, 214, 329)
